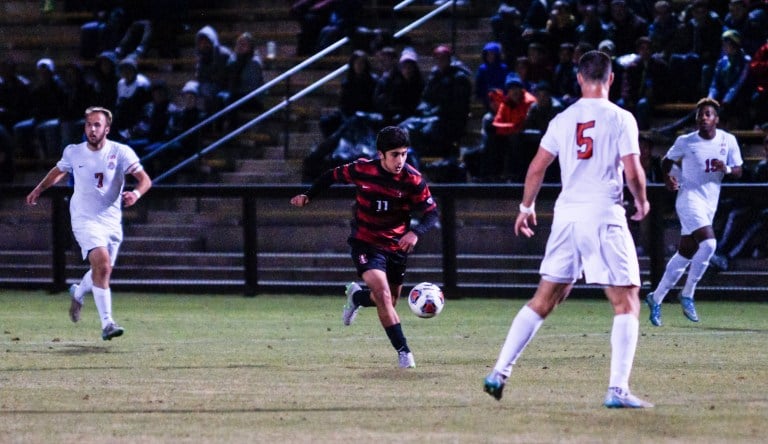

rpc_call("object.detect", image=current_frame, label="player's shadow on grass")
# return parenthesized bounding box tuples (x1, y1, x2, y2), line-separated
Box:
(54, 344, 112, 355)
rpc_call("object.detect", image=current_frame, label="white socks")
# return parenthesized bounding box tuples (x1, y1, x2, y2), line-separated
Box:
(73, 269, 93, 302)
(493, 305, 544, 376)
(652, 253, 690, 304)
(92, 286, 114, 329)
(682, 239, 716, 299)
(609, 314, 639, 391)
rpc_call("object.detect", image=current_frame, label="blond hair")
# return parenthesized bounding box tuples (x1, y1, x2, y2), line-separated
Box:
(84, 106, 113, 126)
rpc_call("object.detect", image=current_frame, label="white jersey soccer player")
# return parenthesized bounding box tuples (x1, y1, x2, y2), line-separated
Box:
(27, 106, 151, 340)
(665, 129, 743, 236)
(645, 98, 743, 326)
(484, 50, 653, 408)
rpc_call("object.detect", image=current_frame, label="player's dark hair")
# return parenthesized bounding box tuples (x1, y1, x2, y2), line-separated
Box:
(377, 126, 410, 153)
(578, 50, 612, 83)
(85, 106, 113, 126)
(695, 97, 720, 115)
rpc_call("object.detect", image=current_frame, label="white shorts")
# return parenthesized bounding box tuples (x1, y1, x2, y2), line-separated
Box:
(72, 222, 122, 265)
(676, 199, 715, 236)
(539, 219, 640, 287)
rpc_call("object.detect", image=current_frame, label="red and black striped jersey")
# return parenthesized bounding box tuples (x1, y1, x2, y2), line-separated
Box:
(306, 159, 438, 252)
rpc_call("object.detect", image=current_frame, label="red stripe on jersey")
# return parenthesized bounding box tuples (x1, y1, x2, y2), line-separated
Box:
(332, 159, 436, 252)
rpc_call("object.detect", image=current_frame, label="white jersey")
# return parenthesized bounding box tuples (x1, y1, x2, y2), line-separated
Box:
(540, 97, 639, 224)
(56, 140, 142, 230)
(665, 129, 743, 219)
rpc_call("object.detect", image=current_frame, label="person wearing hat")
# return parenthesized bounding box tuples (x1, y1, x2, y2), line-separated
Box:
(708, 29, 752, 128)
(373, 47, 424, 126)
(114, 55, 151, 139)
(13, 57, 65, 159)
(399, 44, 472, 159)
(491, 73, 537, 181)
(475, 42, 510, 114)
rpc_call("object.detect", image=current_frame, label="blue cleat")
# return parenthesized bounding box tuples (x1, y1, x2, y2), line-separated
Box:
(679, 296, 699, 322)
(645, 292, 662, 326)
(483, 371, 506, 401)
(101, 323, 124, 341)
(603, 387, 654, 408)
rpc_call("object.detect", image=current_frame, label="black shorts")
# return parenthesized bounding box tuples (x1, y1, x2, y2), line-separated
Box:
(348, 238, 408, 285)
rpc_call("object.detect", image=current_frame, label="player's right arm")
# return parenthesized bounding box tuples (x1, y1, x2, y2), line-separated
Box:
(289, 165, 340, 207)
(26, 166, 68, 206)
(515, 146, 556, 237)
(622, 152, 650, 221)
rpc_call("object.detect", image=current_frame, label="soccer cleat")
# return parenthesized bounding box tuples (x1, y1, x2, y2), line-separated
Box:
(483, 371, 507, 401)
(341, 282, 362, 326)
(101, 323, 124, 341)
(68, 284, 82, 323)
(679, 296, 699, 322)
(603, 387, 654, 408)
(398, 351, 416, 368)
(645, 292, 662, 327)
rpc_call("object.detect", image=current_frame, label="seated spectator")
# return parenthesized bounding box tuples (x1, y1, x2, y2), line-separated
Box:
(525, 41, 554, 85)
(316, 0, 363, 51)
(79, 4, 131, 59)
(597, 39, 623, 103)
(708, 30, 753, 129)
(220, 32, 265, 128)
(87, 51, 119, 110)
(0, 57, 30, 133)
(574, 3, 608, 49)
(194, 25, 233, 115)
(125, 79, 174, 154)
(464, 74, 536, 182)
(113, 0, 188, 60)
(399, 45, 472, 159)
(639, 134, 664, 183)
(13, 58, 65, 159)
(544, 1, 578, 58)
(59, 62, 94, 146)
(750, 37, 768, 128)
(523, 80, 563, 182)
(490, 3, 526, 65)
(319, 49, 378, 138)
(373, 48, 425, 126)
(647, 0, 679, 58)
(512, 56, 535, 92)
(551, 42, 579, 107)
(723, 0, 768, 56)
(711, 133, 768, 269)
(619, 36, 670, 130)
(605, 0, 649, 57)
(114, 55, 151, 139)
(290, 0, 341, 56)
(667, 0, 724, 103)
(474, 42, 510, 114)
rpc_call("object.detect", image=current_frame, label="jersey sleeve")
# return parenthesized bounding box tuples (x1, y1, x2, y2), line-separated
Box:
(618, 111, 640, 157)
(725, 133, 744, 167)
(664, 136, 685, 162)
(121, 144, 143, 174)
(55, 145, 75, 173)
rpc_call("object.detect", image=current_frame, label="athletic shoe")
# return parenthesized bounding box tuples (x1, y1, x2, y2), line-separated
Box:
(101, 323, 124, 341)
(603, 387, 654, 408)
(645, 292, 662, 327)
(68, 284, 82, 323)
(398, 350, 415, 368)
(483, 371, 507, 401)
(341, 282, 361, 326)
(679, 296, 699, 322)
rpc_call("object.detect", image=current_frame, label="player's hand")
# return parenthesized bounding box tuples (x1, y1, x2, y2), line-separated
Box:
(711, 159, 727, 173)
(290, 194, 309, 207)
(664, 174, 679, 191)
(122, 190, 139, 207)
(398, 231, 418, 253)
(514, 211, 537, 238)
(630, 199, 650, 221)
(25, 188, 41, 206)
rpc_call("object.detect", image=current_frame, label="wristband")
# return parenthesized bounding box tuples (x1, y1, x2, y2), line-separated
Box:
(519, 202, 535, 214)
(725, 165, 732, 175)
(132, 189, 141, 199)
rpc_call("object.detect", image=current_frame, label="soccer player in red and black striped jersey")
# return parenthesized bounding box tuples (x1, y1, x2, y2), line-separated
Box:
(290, 126, 439, 368)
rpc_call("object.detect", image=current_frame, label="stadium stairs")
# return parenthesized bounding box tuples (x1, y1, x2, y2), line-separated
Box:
(1, 1, 766, 298)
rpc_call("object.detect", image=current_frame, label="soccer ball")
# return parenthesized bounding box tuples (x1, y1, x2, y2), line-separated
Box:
(407, 282, 444, 318)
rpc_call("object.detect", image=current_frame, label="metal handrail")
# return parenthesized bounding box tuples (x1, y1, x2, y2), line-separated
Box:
(147, 0, 459, 183)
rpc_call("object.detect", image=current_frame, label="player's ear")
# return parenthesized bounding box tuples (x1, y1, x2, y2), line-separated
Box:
(104, 125, 110, 136)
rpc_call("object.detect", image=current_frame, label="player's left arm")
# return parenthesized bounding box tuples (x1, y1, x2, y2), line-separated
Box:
(122, 165, 152, 207)
(623, 152, 650, 221)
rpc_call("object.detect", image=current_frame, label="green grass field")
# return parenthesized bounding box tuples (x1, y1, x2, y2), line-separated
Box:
(1, 291, 766, 443)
